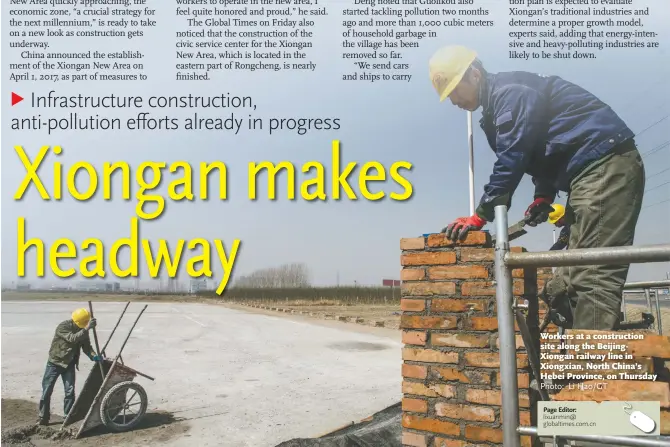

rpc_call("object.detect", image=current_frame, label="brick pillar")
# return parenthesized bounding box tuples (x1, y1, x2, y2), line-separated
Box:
(399, 231, 540, 447)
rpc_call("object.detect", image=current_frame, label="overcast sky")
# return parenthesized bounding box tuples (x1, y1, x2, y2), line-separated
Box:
(2, 0, 668, 287)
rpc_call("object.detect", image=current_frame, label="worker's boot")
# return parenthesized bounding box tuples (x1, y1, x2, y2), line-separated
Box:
(539, 288, 574, 332)
(37, 417, 49, 426)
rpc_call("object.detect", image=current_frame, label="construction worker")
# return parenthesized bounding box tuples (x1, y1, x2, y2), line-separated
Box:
(542, 203, 573, 331)
(38, 308, 101, 425)
(548, 204, 570, 251)
(431, 45, 645, 331)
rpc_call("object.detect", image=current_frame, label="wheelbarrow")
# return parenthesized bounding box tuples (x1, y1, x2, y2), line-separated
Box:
(61, 302, 154, 438)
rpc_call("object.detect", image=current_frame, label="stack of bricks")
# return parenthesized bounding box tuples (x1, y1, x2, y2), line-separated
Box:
(399, 231, 542, 447)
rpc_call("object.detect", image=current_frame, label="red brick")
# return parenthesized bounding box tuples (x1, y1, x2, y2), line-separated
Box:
(465, 389, 530, 408)
(402, 432, 427, 447)
(401, 299, 426, 312)
(435, 403, 495, 422)
(462, 316, 497, 331)
(403, 331, 427, 346)
(460, 247, 523, 262)
(402, 282, 457, 297)
(433, 439, 468, 447)
(465, 426, 502, 443)
(661, 410, 670, 435)
(401, 237, 425, 250)
(496, 372, 530, 389)
(402, 414, 460, 436)
(428, 265, 489, 280)
(403, 381, 456, 398)
(433, 367, 491, 385)
(402, 252, 456, 266)
(427, 231, 491, 248)
(494, 334, 525, 350)
(431, 299, 488, 313)
(501, 410, 531, 426)
(461, 280, 524, 296)
(432, 333, 489, 348)
(464, 352, 528, 368)
(462, 316, 520, 331)
(403, 398, 428, 413)
(512, 269, 525, 278)
(459, 248, 494, 262)
(403, 348, 459, 364)
(401, 316, 458, 330)
(402, 364, 428, 379)
(401, 268, 426, 281)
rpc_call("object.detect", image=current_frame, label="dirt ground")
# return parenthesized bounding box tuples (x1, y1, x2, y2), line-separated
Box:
(626, 304, 670, 335)
(1, 399, 190, 447)
(1, 292, 403, 329)
(4, 291, 667, 334)
(0, 291, 217, 305)
(258, 301, 402, 329)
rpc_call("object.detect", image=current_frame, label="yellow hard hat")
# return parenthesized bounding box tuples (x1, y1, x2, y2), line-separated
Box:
(72, 308, 90, 328)
(429, 45, 478, 102)
(548, 204, 566, 224)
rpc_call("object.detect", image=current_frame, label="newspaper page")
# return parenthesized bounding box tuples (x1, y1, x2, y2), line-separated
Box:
(1, 0, 668, 445)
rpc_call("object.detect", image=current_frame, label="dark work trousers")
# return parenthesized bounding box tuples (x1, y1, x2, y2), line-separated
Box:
(38, 361, 76, 422)
(542, 140, 645, 330)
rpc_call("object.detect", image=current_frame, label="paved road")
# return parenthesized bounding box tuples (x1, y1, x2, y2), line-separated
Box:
(1, 301, 402, 447)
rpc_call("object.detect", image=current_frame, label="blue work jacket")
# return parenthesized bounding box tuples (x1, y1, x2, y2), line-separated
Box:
(476, 71, 634, 221)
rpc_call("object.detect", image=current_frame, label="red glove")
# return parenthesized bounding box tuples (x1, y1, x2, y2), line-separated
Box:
(443, 214, 486, 241)
(524, 197, 553, 227)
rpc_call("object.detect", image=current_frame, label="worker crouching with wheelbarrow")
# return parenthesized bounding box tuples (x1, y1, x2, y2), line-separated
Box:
(430, 45, 645, 331)
(38, 308, 103, 426)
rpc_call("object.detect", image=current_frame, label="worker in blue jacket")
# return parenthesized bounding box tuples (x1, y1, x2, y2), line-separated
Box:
(429, 46, 645, 331)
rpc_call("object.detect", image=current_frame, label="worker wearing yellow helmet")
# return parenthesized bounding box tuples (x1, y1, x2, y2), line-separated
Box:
(548, 204, 570, 251)
(38, 308, 102, 426)
(431, 45, 645, 331)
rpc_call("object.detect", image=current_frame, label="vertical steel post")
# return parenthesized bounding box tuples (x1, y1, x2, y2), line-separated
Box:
(494, 205, 521, 447)
(552, 229, 557, 273)
(621, 292, 627, 323)
(644, 288, 653, 318)
(653, 289, 663, 335)
(467, 111, 475, 216)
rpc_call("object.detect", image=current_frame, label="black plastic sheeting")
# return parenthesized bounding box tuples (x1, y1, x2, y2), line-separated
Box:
(275, 402, 402, 447)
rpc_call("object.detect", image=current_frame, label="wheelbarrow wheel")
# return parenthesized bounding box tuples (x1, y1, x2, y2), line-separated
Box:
(99, 381, 148, 432)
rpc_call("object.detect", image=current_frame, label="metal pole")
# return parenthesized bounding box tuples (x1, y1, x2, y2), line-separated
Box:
(518, 426, 670, 447)
(654, 289, 663, 335)
(467, 111, 475, 216)
(87, 301, 106, 380)
(101, 301, 130, 356)
(505, 244, 670, 267)
(494, 204, 521, 447)
(514, 310, 550, 401)
(644, 289, 653, 317)
(552, 229, 557, 273)
(624, 280, 670, 289)
(621, 292, 627, 323)
(115, 305, 148, 362)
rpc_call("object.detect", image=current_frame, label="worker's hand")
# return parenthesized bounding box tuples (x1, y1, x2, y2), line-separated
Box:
(85, 318, 97, 330)
(442, 214, 486, 241)
(92, 355, 103, 362)
(524, 197, 554, 227)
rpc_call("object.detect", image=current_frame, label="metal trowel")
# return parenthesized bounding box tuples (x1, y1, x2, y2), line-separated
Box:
(491, 219, 528, 244)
